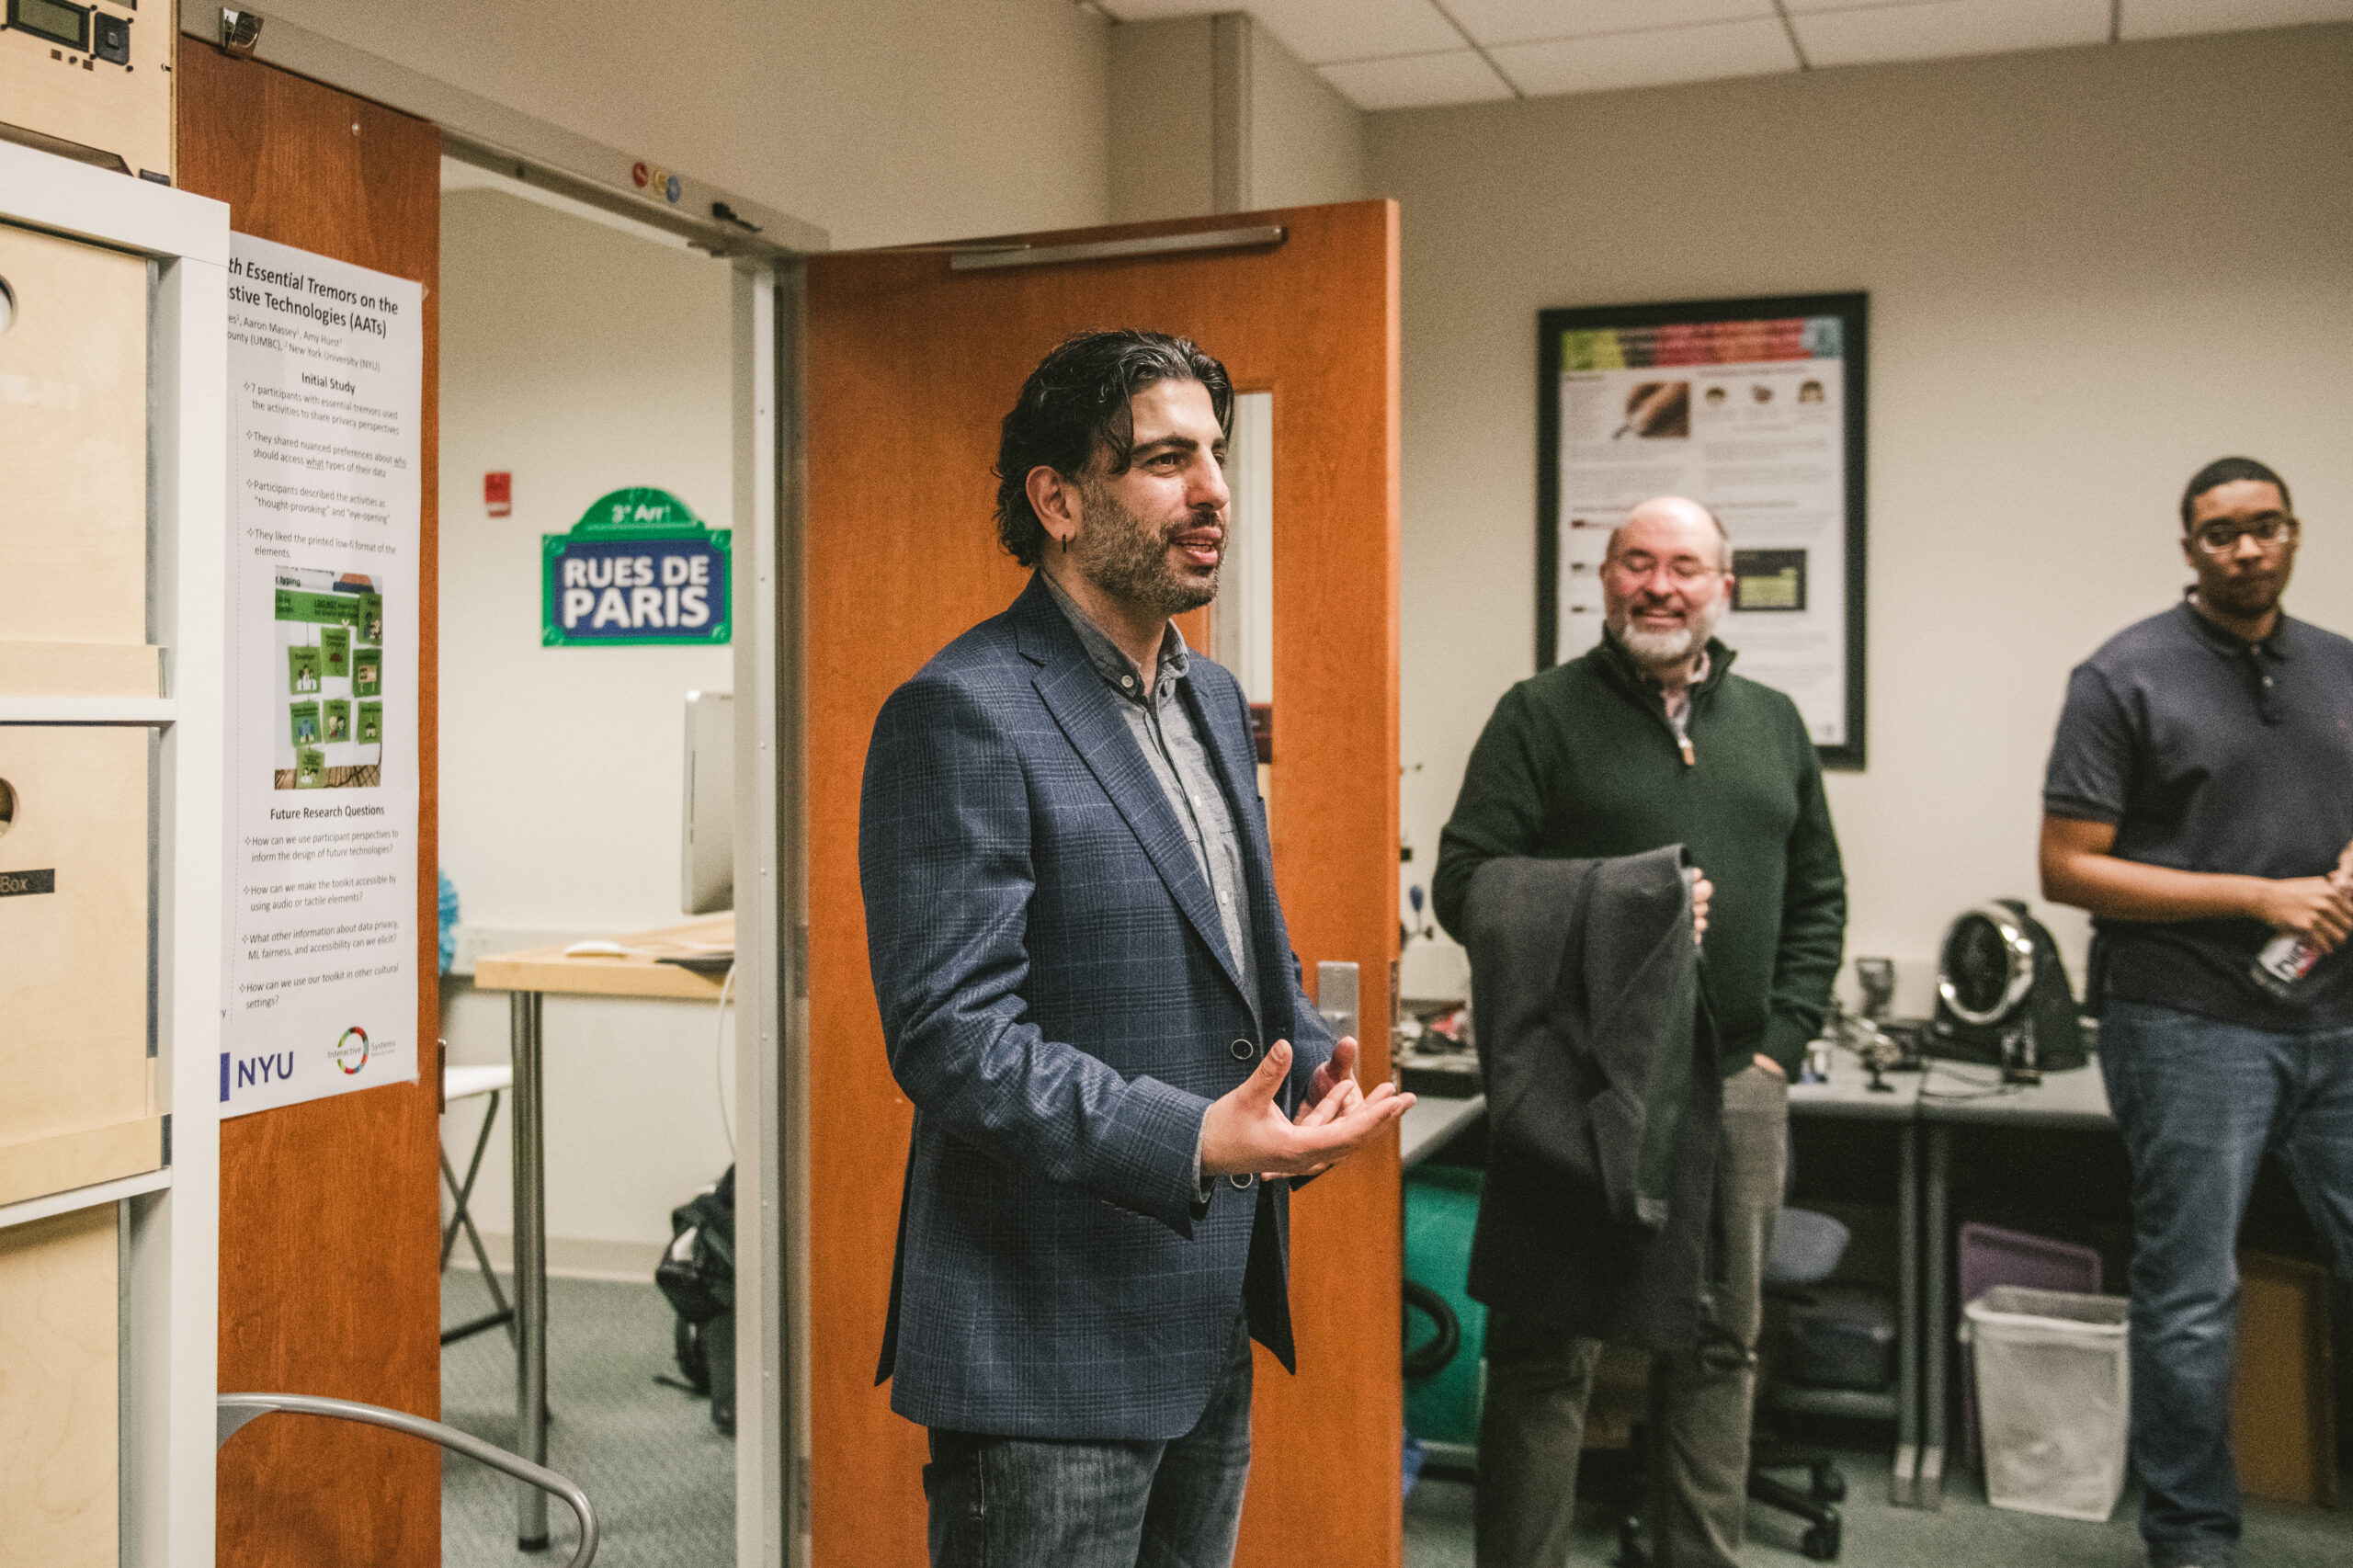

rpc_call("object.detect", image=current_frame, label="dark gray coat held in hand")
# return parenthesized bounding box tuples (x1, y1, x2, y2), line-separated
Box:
(1459, 847, 1724, 1358)
(858, 574, 1336, 1441)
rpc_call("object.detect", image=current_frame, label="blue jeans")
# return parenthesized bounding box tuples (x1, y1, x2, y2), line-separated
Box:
(2098, 1001, 2353, 1567)
(923, 1316, 1255, 1567)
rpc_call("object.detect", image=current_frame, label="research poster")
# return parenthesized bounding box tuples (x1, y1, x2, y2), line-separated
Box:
(222, 233, 423, 1116)
(1540, 297, 1866, 764)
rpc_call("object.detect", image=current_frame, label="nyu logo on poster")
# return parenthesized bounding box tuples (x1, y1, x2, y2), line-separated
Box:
(543, 488, 732, 647)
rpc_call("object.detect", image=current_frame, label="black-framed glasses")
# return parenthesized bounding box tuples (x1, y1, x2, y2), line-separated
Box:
(1605, 551, 1727, 586)
(2188, 516, 2297, 555)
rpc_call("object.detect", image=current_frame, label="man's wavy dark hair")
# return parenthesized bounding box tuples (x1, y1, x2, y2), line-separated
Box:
(994, 330, 1233, 567)
(2180, 456, 2291, 530)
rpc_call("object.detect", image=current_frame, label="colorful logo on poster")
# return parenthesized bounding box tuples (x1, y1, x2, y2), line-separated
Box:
(542, 488, 732, 647)
(332, 1026, 370, 1074)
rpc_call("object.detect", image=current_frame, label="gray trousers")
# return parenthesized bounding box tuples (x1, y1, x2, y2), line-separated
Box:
(1474, 1064, 1789, 1568)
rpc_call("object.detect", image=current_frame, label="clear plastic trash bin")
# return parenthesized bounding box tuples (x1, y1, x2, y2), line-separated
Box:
(1961, 1285, 2131, 1521)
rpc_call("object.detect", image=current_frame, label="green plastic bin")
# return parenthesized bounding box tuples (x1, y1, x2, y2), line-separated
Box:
(1404, 1164, 1486, 1448)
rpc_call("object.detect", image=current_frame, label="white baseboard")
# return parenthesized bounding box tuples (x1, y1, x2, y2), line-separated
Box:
(446, 1230, 665, 1284)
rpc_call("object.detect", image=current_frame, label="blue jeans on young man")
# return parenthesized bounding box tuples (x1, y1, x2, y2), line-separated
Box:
(922, 1316, 1255, 1568)
(2097, 1000, 2353, 1568)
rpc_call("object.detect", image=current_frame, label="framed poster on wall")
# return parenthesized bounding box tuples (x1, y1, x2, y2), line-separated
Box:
(1537, 292, 1867, 768)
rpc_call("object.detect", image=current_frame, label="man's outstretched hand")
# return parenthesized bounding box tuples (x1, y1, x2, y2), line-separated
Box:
(1307, 1035, 1362, 1117)
(1199, 1037, 1413, 1180)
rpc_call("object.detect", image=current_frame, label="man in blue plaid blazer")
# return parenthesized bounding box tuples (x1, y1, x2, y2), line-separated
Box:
(859, 331, 1412, 1567)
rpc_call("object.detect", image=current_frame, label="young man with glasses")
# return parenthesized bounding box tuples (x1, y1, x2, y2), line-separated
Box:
(2041, 456, 2353, 1568)
(1435, 495, 1846, 1568)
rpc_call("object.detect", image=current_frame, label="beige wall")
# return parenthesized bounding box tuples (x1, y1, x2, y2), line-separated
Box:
(1109, 17, 1222, 222)
(249, 0, 1113, 248)
(1109, 12, 1365, 222)
(1369, 25, 2353, 1009)
(1245, 15, 1365, 210)
(436, 186, 737, 1267)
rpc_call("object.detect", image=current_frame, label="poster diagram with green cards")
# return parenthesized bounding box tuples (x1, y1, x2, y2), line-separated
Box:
(270, 566, 386, 789)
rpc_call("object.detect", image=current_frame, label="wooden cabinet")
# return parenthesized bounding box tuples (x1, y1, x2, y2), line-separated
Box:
(0, 133, 227, 1568)
(0, 0, 175, 181)
(0, 1206, 119, 1568)
(0, 220, 158, 696)
(0, 725, 158, 1206)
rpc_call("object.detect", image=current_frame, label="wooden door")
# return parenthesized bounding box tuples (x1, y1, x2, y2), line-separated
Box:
(805, 203, 1402, 1567)
(178, 40, 444, 1567)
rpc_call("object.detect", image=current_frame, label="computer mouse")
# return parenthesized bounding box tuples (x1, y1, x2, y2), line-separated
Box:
(563, 939, 628, 958)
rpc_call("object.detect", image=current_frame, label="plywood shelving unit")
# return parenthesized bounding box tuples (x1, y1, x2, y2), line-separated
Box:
(0, 137, 227, 1567)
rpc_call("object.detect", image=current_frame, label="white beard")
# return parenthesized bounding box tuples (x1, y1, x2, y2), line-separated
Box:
(1619, 621, 1699, 665)
(1616, 595, 1723, 668)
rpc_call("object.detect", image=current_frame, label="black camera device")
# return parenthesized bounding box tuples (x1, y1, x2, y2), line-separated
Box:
(1929, 899, 2086, 1074)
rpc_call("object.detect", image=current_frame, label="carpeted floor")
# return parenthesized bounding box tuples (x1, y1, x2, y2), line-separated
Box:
(1404, 1448, 2351, 1567)
(439, 1276, 2349, 1568)
(441, 1271, 733, 1568)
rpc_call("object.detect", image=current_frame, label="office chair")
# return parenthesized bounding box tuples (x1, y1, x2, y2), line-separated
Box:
(441, 1062, 517, 1347)
(218, 1392, 597, 1567)
(1748, 1206, 1851, 1562)
(1614, 1207, 1851, 1568)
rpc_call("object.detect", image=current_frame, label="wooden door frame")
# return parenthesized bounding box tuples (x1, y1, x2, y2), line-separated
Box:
(733, 256, 813, 1568)
(179, 40, 447, 1566)
(798, 203, 1403, 1568)
(170, 14, 824, 1566)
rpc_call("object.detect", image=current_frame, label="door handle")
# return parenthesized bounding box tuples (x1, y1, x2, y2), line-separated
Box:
(1315, 960, 1358, 1044)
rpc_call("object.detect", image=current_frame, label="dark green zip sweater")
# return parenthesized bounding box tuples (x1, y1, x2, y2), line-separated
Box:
(1434, 636, 1847, 1078)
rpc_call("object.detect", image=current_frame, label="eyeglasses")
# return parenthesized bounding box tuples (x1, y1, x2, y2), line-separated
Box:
(2188, 516, 2297, 555)
(1606, 551, 1726, 585)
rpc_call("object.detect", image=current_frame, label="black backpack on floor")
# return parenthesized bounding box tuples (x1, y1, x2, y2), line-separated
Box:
(655, 1165, 736, 1434)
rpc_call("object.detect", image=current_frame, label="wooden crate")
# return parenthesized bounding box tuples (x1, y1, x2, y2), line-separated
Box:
(0, 1205, 119, 1568)
(0, 725, 157, 1205)
(0, 220, 150, 661)
(0, 0, 173, 180)
(2233, 1250, 2339, 1508)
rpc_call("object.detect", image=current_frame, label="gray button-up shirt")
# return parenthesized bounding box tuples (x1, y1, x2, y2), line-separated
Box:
(1041, 571, 1262, 1030)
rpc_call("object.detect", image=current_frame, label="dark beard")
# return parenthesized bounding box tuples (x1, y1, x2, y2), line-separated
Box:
(1074, 480, 1218, 619)
(2202, 572, 2284, 620)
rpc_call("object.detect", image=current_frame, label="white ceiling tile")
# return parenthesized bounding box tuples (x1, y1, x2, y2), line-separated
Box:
(1094, 1, 1453, 63)
(1792, 0, 2111, 68)
(1094, 1, 1218, 16)
(2121, 0, 2353, 40)
(1232, 0, 1466, 64)
(1488, 17, 1801, 97)
(1443, 1, 1775, 49)
(1319, 49, 1519, 109)
(1779, 0, 1942, 12)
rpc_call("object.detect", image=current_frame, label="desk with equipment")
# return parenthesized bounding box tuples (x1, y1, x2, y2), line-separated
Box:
(1399, 892, 2345, 1543)
(470, 915, 734, 1542)
(1394, 893, 2105, 1521)
(1395, 1035, 1929, 1509)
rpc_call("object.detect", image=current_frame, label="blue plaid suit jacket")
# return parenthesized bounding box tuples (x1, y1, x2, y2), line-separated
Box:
(859, 574, 1336, 1439)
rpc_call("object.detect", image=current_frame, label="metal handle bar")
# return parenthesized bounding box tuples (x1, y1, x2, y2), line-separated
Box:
(217, 1392, 598, 1567)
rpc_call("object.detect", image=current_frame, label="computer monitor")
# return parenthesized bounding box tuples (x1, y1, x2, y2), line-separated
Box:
(681, 690, 733, 915)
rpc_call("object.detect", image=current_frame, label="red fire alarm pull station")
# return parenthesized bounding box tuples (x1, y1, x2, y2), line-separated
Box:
(485, 472, 513, 517)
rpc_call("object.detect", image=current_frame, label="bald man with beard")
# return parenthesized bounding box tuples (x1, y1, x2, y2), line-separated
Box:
(1435, 496, 1847, 1568)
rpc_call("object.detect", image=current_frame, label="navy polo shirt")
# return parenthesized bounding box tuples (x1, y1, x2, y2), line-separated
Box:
(2044, 597, 2353, 1030)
